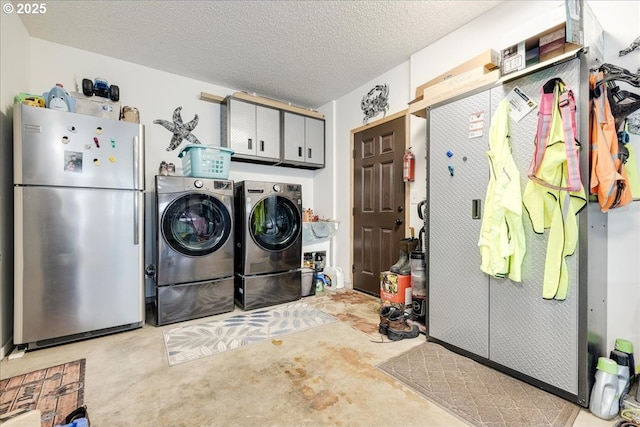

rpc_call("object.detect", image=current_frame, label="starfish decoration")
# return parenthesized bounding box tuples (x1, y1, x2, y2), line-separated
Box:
(153, 106, 201, 151)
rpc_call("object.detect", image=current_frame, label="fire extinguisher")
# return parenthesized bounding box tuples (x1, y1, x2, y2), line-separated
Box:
(403, 147, 415, 182)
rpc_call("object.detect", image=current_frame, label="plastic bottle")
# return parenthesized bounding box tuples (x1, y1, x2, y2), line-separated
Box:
(323, 266, 344, 290)
(609, 351, 631, 399)
(610, 339, 635, 398)
(615, 339, 635, 377)
(637, 364, 640, 402)
(589, 357, 620, 420)
(315, 273, 324, 293)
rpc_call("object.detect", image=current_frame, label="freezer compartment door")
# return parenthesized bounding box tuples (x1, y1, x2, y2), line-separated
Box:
(14, 104, 144, 190)
(14, 186, 144, 345)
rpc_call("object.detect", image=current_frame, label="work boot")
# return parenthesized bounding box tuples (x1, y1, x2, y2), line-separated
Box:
(399, 239, 419, 275)
(378, 305, 398, 335)
(389, 239, 411, 274)
(387, 309, 419, 341)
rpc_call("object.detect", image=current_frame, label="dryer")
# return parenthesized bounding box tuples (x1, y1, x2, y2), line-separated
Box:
(154, 175, 234, 325)
(234, 181, 302, 310)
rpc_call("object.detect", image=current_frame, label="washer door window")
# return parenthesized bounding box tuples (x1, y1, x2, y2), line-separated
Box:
(250, 195, 300, 251)
(162, 194, 231, 256)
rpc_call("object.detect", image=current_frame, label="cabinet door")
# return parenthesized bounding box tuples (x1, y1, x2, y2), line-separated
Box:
(229, 99, 257, 156)
(283, 112, 305, 162)
(428, 90, 491, 358)
(304, 117, 325, 165)
(488, 59, 581, 395)
(256, 105, 281, 160)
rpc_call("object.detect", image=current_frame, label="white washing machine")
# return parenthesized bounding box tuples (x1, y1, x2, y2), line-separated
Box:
(154, 175, 234, 325)
(234, 181, 302, 310)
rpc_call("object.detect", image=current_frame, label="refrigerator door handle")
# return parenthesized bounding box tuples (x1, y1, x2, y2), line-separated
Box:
(133, 135, 140, 189)
(133, 193, 140, 245)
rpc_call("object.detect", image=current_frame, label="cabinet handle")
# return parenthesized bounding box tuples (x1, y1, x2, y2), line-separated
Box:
(472, 199, 482, 219)
(260, 140, 264, 152)
(298, 146, 302, 157)
(248, 138, 252, 150)
(308, 148, 312, 158)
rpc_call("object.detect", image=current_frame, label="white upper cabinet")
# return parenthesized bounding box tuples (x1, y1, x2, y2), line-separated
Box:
(222, 97, 281, 163)
(282, 112, 325, 168)
(221, 94, 325, 169)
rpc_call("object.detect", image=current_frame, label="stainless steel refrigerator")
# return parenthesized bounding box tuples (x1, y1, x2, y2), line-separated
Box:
(13, 103, 145, 350)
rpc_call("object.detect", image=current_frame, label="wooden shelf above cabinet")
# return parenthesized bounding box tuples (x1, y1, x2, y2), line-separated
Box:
(409, 46, 582, 119)
(231, 92, 325, 120)
(200, 92, 225, 103)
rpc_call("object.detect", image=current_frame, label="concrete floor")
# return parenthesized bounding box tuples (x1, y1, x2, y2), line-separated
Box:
(1, 292, 614, 427)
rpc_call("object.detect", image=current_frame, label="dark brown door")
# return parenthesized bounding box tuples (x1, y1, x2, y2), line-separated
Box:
(353, 115, 406, 296)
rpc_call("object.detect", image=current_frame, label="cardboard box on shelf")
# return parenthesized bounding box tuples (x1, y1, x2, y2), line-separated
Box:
(500, 23, 581, 77)
(526, 47, 540, 67)
(380, 271, 411, 305)
(539, 26, 566, 47)
(539, 38, 566, 62)
(412, 49, 500, 102)
(71, 91, 121, 121)
(408, 68, 501, 118)
(422, 69, 500, 106)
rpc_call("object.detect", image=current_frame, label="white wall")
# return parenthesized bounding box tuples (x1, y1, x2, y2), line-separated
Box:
(327, 0, 639, 355)
(328, 61, 411, 280)
(28, 39, 318, 199)
(0, 10, 30, 358)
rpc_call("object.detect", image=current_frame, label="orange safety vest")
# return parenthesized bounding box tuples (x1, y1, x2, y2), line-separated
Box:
(589, 72, 632, 211)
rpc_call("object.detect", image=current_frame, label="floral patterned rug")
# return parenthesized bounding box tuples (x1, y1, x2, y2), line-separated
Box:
(163, 301, 337, 366)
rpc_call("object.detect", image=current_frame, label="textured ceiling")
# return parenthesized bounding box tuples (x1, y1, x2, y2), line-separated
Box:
(17, 0, 503, 109)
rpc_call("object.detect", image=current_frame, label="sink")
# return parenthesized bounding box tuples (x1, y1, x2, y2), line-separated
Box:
(302, 221, 338, 243)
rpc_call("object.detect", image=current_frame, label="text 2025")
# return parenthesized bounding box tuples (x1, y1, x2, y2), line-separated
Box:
(16, 3, 46, 14)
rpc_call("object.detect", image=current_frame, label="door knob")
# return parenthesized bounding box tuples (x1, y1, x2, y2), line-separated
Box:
(395, 218, 403, 225)
(417, 199, 426, 220)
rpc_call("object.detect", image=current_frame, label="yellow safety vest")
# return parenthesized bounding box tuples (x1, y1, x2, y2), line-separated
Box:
(618, 122, 640, 200)
(522, 79, 586, 300)
(626, 144, 640, 199)
(479, 99, 526, 282)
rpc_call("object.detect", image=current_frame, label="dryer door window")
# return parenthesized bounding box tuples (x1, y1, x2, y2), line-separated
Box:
(162, 194, 232, 256)
(250, 195, 300, 251)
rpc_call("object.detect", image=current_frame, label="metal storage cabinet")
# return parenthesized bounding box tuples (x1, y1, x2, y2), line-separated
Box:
(427, 90, 491, 358)
(221, 97, 281, 163)
(426, 56, 607, 406)
(282, 112, 325, 167)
